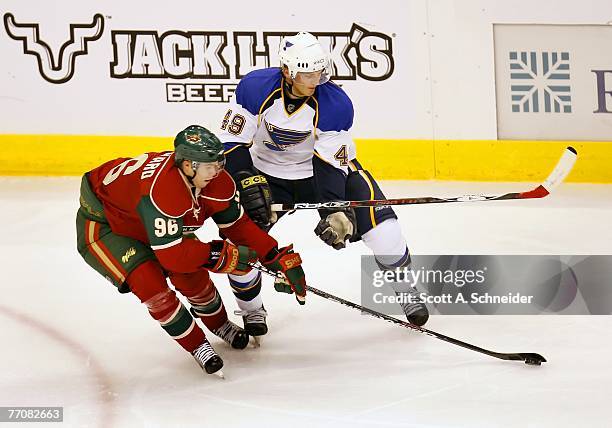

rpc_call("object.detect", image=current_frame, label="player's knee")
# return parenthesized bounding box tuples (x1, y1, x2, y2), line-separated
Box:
(362, 219, 410, 269)
(362, 218, 405, 247)
(186, 280, 217, 306)
(189, 287, 223, 318)
(143, 288, 180, 318)
(169, 269, 211, 297)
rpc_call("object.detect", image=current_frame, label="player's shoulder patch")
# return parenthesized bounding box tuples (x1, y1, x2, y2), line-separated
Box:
(148, 154, 193, 218)
(314, 82, 354, 132)
(201, 170, 237, 202)
(235, 68, 283, 116)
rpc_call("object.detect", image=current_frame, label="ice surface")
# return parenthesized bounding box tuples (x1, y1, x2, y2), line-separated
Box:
(0, 177, 611, 427)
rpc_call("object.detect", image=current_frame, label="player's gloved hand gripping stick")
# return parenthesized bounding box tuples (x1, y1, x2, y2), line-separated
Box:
(234, 170, 277, 229)
(204, 240, 258, 275)
(314, 208, 357, 250)
(262, 245, 307, 305)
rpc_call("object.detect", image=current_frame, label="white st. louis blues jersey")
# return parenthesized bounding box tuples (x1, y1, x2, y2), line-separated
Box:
(218, 67, 356, 180)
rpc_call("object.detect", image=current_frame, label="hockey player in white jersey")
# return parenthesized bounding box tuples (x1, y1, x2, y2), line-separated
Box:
(218, 32, 429, 335)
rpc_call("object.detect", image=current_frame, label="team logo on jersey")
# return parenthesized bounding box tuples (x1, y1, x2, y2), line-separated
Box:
(185, 133, 202, 143)
(3, 13, 104, 84)
(121, 247, 137, 264)
(262, 120, 311, 151)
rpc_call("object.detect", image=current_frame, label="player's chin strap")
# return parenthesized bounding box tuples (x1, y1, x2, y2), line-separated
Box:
(283, 79, 303, 99)
(179, 165, 197, 187)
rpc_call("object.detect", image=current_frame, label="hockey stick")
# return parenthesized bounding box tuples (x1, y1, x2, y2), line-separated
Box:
(251, 263, 547, 365)
(271, 146, 577, 211)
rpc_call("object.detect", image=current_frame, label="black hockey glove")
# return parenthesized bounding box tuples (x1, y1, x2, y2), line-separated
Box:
(314, 208, 357, 250)
(234, 170, 277, 229)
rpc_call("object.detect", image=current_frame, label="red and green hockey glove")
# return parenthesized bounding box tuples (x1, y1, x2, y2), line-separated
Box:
(262, 245, 306, 305)
(204, 240, 258, 275)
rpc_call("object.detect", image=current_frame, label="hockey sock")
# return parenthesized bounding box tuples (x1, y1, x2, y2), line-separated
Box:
(187, 285, 228, 331)
(128, 261, 205, 353)
(361, 220, 416, 295)
(228, 270, 263, 312)
(362, 219, 410, 268)
(169, 270, 229, 331)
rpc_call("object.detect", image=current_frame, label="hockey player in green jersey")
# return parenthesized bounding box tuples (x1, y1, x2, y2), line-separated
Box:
(77, 125, 307, 375)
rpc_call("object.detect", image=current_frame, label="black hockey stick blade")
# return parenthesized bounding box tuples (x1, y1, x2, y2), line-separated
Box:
(495, 352, 547, 366)
(270, 146, 577, 211)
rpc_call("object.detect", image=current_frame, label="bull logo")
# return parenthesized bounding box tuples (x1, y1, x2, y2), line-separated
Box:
(3, 13, 104, 84)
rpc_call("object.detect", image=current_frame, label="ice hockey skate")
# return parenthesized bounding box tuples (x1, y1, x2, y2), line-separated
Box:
(395, 287, 429, 326)
(211, 319, 250, 349)
(235, 306, 268, 336)
(192, 340, 224, 377)
(235, 306, 268, 346)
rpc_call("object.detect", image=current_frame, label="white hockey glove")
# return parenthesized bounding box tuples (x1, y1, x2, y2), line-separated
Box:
(314, 208, 357, 250)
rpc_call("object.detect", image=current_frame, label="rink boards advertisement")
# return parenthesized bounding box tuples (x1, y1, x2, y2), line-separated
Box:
(1, 1, 612, 180)
(0, 1, 424, 138)
(494, 24, 612, 141)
